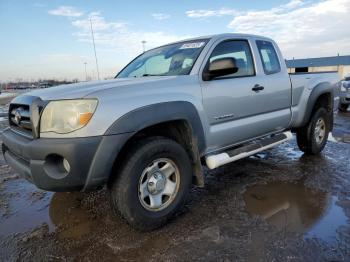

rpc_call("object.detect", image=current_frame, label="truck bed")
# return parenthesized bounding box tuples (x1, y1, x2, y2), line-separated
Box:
(288, 72, 340, 128)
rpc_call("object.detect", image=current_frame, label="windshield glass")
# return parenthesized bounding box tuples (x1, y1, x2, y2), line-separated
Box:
(116, 40, 208, 78)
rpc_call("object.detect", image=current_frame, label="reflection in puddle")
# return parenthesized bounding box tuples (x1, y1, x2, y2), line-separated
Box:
(0, 179, 95, 239)
(333, 112, 350, 143)
(0, 179, 54, 237)
(328, 132, 340, 143)
(244, 182, 348, 242)
(1, 178, 348, 247)
(49, 192, 95, 239)
(249, 144, 304, 162)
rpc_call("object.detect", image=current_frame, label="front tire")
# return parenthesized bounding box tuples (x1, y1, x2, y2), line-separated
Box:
(296, 107, 330, 155)
(109, 137, 192, 231)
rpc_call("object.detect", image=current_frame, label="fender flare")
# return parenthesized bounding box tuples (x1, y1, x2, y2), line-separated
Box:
(104, 101, 206, 154)
(300, 82, 334, 127)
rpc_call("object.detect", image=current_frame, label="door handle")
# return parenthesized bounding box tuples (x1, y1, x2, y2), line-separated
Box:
(252, 84, 264, 92)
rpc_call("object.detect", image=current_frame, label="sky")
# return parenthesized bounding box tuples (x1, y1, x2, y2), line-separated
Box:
(0, 0, 349, 82)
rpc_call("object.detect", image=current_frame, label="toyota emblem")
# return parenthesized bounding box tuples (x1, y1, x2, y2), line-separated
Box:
(14, 109, 22, 125)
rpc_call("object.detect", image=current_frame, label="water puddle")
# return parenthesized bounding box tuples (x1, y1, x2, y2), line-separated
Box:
(49, 192, 97, 239)
(0, 177, 178, 260)
(1, 178, 349, 249)
(329, 132, 350, 144)
(244, 181, 348, 242)
(0, 179, 96, 239)
(333, 112, 350, 143)
(328, 132, 340, 143)
(0, 179, 54, 236)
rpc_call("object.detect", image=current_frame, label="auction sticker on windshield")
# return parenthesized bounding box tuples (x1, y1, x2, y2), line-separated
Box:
(180, 42, 206, 49)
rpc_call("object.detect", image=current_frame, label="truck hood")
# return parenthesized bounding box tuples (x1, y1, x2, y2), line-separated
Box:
(27, 76, 177, 100)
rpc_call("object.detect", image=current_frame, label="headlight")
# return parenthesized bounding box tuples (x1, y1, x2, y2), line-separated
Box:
(40, 99, 98, 134)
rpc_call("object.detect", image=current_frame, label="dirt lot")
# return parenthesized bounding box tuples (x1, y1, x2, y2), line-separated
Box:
(0, 96, 350, 261)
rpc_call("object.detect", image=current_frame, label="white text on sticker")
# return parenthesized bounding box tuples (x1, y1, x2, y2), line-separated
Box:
(180, 42, 205, 49)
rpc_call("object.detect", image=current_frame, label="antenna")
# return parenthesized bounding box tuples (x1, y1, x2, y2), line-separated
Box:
(90, 18, 100, 80)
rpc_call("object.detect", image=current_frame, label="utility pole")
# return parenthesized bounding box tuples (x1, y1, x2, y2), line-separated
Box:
(84, 62, 88, 81)
(90, 18, 100, 80)
(337, 53, 340, 77)
(142, 40, 147, 53)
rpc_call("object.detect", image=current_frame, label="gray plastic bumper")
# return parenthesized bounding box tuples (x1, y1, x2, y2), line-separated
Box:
(2, 128, 132, 192)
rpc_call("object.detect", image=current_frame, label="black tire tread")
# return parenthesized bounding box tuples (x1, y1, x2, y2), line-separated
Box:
(109, 136, 192, 231)
(296, 107, 330, 155)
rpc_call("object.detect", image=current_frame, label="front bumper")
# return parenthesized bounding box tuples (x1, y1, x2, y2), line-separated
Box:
(2, 128, 132, 192)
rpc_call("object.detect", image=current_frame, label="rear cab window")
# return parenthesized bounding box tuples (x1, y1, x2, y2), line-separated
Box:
(256, 40, 281, 75)
(208, 40, 255, 78)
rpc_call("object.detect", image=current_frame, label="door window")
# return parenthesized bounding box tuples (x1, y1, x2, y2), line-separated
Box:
(208, 40, 255, 78)
(256, 40, 281, 75)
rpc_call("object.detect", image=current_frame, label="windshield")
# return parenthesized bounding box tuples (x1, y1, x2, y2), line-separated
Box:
(116, 40, 208, 78)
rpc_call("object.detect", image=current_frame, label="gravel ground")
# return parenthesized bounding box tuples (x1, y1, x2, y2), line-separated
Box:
(0, 98, 349, 261)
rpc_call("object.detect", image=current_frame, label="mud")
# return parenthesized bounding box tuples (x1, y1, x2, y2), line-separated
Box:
(0, 98, 350, 261)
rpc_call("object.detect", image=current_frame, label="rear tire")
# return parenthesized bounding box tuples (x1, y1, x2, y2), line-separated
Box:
(296, 107, 330, 155)
(108, 137, 192, 231)
(338, 103, 349, 112)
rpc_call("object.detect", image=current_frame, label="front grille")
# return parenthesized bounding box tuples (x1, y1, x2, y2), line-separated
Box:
(9, 103, 33, 138)
(8, 96, 46, 139)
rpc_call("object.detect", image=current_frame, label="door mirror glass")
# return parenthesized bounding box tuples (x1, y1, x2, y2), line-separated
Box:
(203, 58, 238, 81)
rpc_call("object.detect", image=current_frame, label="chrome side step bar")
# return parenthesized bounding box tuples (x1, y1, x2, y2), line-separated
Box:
(205, 131, 293, 169)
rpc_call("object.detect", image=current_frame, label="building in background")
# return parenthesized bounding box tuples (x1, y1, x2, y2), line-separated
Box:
(286, 55, 350, 79)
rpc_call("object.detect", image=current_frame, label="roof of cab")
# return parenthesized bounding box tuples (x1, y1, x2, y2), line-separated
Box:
(175, 33, 274, 43)
(145, 33, 276, 54)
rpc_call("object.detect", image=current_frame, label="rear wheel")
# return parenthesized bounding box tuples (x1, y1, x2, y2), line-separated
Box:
(296, 107, 330, 155)
(338, 103, 349, 112)
(108, 137, 192, 231)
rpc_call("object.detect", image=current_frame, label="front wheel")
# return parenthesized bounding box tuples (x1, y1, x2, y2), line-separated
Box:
(108, 137, 192, 231)
(296, 107, 330, 155)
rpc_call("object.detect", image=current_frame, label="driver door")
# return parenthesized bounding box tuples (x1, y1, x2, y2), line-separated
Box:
(201, 39, 287, 152)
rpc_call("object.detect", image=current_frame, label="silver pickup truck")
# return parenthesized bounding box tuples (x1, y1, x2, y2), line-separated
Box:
(2, 34, 339, 230)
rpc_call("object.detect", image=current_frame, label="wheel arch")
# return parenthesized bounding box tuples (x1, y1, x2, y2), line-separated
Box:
(105, 102, 206, 187)
(299, 83, 334, 129)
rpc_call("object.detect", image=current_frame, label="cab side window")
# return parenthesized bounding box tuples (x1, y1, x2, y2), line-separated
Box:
(256, 40, 281, 75)
(209, 40, 255, 78)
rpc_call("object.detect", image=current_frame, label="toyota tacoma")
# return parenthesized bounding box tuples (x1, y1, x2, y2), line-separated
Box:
(2, 34, 339, 230)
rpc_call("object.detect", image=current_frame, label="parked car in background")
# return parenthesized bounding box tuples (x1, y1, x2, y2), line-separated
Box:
(339, 76, 350, 111)
(2, 33, 340, 230)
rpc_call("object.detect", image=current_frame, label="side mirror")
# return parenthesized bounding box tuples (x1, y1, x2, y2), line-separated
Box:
(203, 57, 238, 81)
